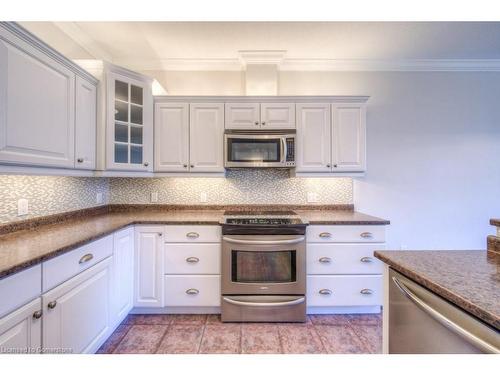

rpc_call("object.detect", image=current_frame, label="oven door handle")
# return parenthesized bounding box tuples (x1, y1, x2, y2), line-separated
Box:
(222, 236, 305, 245)
(222, 296, 305, 307)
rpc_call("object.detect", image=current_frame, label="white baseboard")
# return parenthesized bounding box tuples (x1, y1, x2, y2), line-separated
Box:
(130, 306, 221, 314)
(306, 305, 381, 314)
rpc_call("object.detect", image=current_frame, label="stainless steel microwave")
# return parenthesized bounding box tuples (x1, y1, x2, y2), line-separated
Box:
(224, 130, 296, 168)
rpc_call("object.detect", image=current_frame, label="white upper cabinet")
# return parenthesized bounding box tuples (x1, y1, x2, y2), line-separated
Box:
(332, 104, 366, 172)
(260, 103, 295, 129)
(0, 27, 76, 168)
(189, 103, 224, 172)
(106, 71, 153, 171)
(154, 102, 189, 172)
(75, 76, 97, 170)
(225, 102, 295, 130)
(225, 103, 260, 129)
(296, 103, 331, 172)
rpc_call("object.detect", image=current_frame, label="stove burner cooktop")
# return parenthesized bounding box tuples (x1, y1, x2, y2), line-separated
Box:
(225, 217, 302, 225)
(222, 210, 306, 235)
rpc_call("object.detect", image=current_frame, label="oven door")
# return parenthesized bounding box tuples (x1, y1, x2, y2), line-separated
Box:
(224, 134, 286, 168)
(221, 235, 306, 295)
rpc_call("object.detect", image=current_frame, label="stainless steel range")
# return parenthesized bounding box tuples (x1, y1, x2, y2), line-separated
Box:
(221, 211, 307, 322)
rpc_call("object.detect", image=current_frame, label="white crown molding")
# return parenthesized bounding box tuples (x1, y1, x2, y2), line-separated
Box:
(238, 50, 287, 66)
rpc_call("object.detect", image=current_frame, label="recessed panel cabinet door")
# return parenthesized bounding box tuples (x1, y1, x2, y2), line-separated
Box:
(295, 103, 331, 172)
(0, 298, 41, 354)
(189, 103, 224, 172)
(42, 258, 112, 354)
(260, 103, 295, 129)
(225, 102, 260, 129)
(0, 29, 75, 168)
(110, 228, 134, 327)
(74, 76, 96, 170)
(154, 102, 189, 172)
(332, 104, 366, 172)
(134, 226, 164, 308)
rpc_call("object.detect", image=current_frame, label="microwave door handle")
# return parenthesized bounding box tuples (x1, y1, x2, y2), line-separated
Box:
(281, 137, 287, 163)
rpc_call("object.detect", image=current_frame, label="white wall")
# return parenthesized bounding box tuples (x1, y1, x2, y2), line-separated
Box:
(147, 70, 500, 250)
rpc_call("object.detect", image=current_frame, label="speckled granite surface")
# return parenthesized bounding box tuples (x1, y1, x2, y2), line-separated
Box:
(374, 250, 500, 330)
(0, 205, 389, 280)
(488, 236, 500, 254)
(490, 218, 500, 227)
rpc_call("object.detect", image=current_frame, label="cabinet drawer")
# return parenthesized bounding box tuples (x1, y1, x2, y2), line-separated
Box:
(307, 275, 382, 307)
(307, 244, 384, 275)
(307, 225, 385, 243)
(43, 235, 113, 292)
(164, 275, 220, 307)
(165, 243, 221, 274)
(0, 265, 41, 319)
(164, 225, 221, 243)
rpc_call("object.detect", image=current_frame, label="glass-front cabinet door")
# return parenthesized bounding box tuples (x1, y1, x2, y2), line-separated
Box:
(106, 71, 152, 171)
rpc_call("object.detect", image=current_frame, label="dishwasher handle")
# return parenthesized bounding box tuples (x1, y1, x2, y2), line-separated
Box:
(392, 276, 500, 354)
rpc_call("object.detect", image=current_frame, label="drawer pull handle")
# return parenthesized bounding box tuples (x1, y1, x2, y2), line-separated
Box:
(47, 301, 57, 309)
(186, 232, 200, 239)
(360, 256, 374, 263)
(186, 257, 200, 263)
(79, 253, 94, 264)
(318, 257, 332, 264)
(360, 289, 374, 295)
(319, 289, 332, 295)
(319, 232, 332, 238)
(186, 288, 199, 295)
(32, 310, 43, 319)
(360, 232, 373, 239)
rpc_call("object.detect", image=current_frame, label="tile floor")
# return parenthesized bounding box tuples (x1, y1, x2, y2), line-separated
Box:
(97, 314, 382, 354)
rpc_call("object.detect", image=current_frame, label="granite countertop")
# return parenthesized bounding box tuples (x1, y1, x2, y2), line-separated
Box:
(374, 250, 500, 330)
(491, 218, 500, 227)
(0, 206, 389, 280)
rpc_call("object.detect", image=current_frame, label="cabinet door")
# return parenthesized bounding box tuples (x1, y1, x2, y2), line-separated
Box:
(43, 258, 112, 354)
(75, 76, 96, 170)
(106, 71, 153, 171)
(0, 28, 75, 168)
(0, 298, 41, 354)
(154, 102, 189, 172)
(260, 103, 295, 129)
(189, 103, 224, 172)
(110, 228, 134, 327)
(134, 226, 164, 308)
(332, 104, 366, 172)
(224, 102, 260, 129)
(296, 103, 331, 172)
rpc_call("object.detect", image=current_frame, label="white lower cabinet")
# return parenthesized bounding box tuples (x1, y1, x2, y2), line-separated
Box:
(134, 226, 165, 308)
(307, 275, 382, 307)
(164, 275, 220, 307)
(42, 258, 112, 354)
(0, 298, 42, 354)
(110, 227, 134, 327)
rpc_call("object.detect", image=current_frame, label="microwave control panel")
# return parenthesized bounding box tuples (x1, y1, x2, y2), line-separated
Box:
(286, 138, 296, 166)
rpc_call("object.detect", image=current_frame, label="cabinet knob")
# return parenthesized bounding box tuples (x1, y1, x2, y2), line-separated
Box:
(190, 165, 194, 168)
(32, 310, 43, 319)
(47, 301, 57, 309)
(261, 121, 266, 125)
(186, 288, 199, 295)
(360, 289, 374, 295)
(144, 162, 149, 167)
(326, 164, 331, 168)
(186, 257, 200, 263)
(319, 289, 332, 296)
(318, 257, 332, 264)
(333, 164, 338, 168)
(158, 233, 163, 237)
(183, 164, 188, 168)
(77, 158, 84, 163)
(254, 121, 259, 126)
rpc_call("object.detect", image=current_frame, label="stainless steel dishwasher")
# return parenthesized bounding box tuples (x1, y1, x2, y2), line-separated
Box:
(389, 268, 500, 354)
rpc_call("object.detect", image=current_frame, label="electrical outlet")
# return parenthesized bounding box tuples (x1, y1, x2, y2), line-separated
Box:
(17, 198, 29, 216)
(307, 192, 319, 203)
(151, 191, 159, 203)
(200, 192, 208, 203)
(96, 192, 104, 204)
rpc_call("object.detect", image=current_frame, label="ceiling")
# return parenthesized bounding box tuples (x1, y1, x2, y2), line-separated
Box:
(20, 22, 500, 71)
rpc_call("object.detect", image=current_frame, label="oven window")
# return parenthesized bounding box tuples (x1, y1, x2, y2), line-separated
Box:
(227, 138, 280, 162)
(231, 250, 296, 283)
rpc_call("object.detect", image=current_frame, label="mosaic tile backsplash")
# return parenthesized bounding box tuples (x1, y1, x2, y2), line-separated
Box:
(0, 170, 352, 224)
(109, 169, 352, 206)
(0, 176, 109, 224)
